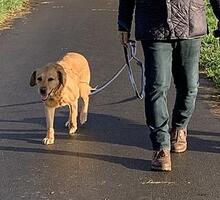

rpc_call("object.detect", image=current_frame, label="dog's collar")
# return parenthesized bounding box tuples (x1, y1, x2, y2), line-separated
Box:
(46, 83, 63, 101)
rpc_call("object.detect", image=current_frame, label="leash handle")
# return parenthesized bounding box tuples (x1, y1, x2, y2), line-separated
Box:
(123, 40, 145, 99)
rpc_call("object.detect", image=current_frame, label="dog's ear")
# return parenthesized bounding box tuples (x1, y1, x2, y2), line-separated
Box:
(54, 64, 66, 86)
(30, 71, 37, 87)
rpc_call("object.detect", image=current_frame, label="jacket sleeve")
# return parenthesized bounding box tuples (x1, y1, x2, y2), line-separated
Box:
(118, 0, 135, 32)
(210, 0, 220, 20)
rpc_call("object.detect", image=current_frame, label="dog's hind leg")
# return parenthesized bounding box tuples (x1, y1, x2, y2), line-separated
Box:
(43, 106, 55, 145)
(65, 105, 71, 128)
(79, 83, 90, 125)
(68, 98, 78, 136)
(80, 95, 89, 125)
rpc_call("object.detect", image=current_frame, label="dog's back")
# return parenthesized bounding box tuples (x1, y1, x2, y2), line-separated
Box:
(57, 52, 91, 84)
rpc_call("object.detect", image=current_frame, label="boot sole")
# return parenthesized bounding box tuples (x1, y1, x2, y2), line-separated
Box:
(151, 165, 171, 172)
(171, 148, 187, 153)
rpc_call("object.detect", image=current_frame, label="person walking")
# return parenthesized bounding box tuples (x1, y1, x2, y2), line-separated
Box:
(118, 0, 220, 171)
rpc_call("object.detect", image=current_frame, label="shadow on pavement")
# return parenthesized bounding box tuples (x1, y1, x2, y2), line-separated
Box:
(0, 146, 151, 171)
(0, 112, 151, 150)
(188, 130, 220, 154)
(0, 101, 41, 108)
(0, 113, 219, 154)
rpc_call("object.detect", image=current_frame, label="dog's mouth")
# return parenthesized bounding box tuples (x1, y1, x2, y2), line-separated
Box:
(39, 88, 53, 101)
(41, 94, 49, 101)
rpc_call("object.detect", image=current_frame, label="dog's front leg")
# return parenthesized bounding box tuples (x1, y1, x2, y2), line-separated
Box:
(43, 106, 55, 145)
(68, 99, 78, 136)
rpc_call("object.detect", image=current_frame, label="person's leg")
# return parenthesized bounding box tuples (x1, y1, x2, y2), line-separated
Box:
(142, 40, 173, 171)
(171, 38, 201, 152)
(172, 38, 201, 128)
(142, 41, 173, 151)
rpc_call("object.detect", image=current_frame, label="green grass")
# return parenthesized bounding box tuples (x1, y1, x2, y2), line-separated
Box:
(201, 1, 220, 86)
(0, 0, 28, 24)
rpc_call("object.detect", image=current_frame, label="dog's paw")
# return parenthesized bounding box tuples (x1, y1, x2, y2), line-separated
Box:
(80, 112, 87, 125)
(42, 137, 54, 145)
(65, 120, 70, 128)
(68, 127, 77, 136)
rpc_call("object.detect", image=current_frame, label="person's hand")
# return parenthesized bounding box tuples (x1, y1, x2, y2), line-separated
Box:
(118, 31, 130, 47)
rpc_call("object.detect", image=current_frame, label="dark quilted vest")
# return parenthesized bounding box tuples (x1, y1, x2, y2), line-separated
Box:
(119, 0, 208, 40)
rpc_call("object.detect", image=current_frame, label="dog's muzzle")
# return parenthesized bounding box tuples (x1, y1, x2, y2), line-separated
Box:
(40, 88, 47, 96)
(39, 87, 49, 101)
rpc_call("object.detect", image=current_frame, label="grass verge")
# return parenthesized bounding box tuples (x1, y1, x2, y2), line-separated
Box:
(201, 1, 220, 86)
(0, 0, 29, 29)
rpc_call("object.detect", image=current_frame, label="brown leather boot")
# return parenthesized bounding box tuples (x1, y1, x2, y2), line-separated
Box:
(151, 149, 171, 171)
(170, 128, 187, 153)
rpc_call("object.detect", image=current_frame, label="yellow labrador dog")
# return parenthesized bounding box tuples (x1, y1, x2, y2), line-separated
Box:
(30, 52, 93, 145)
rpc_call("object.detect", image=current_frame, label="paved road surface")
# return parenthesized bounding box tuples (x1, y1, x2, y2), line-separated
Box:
(0, 0, 219, 199)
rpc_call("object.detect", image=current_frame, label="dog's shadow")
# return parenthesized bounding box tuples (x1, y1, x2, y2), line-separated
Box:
(0, 111, 152, 171)
(0, 111, 151, 150)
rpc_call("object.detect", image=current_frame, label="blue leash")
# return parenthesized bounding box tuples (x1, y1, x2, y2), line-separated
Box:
(91, 40, 145, 100)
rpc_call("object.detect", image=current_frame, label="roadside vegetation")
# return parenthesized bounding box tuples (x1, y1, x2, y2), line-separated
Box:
(201, 1, 220, 86)
(0, 0, 29, 28)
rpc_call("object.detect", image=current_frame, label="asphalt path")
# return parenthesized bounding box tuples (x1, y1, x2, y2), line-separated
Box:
(0, 0, 220, 199)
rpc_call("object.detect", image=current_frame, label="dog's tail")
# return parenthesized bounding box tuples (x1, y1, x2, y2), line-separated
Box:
(79, 82, 97, 95)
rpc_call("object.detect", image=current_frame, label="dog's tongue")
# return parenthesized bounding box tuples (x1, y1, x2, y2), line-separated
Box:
(41, 95, 48, 101)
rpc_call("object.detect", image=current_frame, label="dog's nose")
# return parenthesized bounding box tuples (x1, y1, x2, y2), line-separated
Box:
(40, 88, 47, 95)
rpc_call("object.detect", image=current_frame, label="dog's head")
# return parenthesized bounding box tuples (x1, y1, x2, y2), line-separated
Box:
(30, 63, 66, 101)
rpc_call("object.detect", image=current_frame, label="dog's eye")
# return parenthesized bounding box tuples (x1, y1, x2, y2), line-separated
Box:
(48, 78, 55, 82)
(37, 77, 42, 81)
